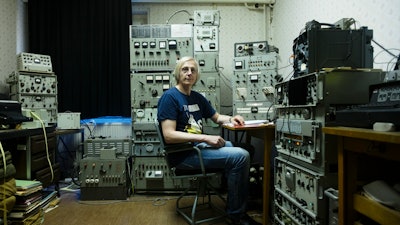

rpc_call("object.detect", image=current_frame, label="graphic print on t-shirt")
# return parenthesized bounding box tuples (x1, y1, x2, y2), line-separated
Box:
(184, 105, 203, 134)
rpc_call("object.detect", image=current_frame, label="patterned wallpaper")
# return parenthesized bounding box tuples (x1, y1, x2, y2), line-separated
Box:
(272, 0, 400, 79)
(1, 1, 399, 107)
(0, 0, 17, 95)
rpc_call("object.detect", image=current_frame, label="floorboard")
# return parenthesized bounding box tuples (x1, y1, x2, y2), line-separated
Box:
(41, 184, 263, 225)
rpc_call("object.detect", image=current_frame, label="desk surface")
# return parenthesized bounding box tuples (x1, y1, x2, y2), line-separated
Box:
(222, 122, 275, 131)
(323, 126, 400, 144)
(55, 128, 83, 136)
(0, 126, 55, 140)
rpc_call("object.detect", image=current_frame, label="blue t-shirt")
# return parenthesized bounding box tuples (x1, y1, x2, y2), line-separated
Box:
(157, 87, 217, 167)
(157, 87, 216, 134)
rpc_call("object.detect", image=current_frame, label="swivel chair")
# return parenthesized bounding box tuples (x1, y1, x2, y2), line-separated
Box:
(155, 119, 227, 225)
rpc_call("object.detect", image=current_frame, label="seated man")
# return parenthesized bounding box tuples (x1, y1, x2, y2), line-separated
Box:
(157, 56, 261, 225)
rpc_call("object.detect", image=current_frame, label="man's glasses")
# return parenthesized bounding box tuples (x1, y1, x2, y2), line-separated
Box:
(181, 67, 197, 73)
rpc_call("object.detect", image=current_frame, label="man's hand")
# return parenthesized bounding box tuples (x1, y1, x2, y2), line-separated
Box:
(205, 135, 226, 148)
(231, 115, 245, 126)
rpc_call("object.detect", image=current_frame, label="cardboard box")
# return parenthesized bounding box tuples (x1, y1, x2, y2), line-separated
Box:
(57, 112, 81, 129)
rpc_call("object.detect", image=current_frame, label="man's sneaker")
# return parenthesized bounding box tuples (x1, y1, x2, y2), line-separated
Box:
(229, 213, 262, 225)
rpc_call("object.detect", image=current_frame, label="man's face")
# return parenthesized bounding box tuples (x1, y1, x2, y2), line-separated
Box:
(179, 60, 197, 86)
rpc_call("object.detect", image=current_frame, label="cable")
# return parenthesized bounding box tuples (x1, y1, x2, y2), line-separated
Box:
(372, 39, 398, 58)
(166, 9, 192, 24)
(30, 111, 54, 183)
(0, 141, 8, 225)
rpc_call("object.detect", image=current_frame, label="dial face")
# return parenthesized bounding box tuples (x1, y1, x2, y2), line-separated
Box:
(136, 109, 145, 118)
(145, 143, 153, 152)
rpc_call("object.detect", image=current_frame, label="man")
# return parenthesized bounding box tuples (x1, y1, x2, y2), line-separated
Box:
(157, 56, 261, 225)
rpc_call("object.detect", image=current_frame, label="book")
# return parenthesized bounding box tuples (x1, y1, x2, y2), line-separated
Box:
(40, 190, 58, 210)
(15, 185, 43, 197)
(15, 180, 42, 191)
(9, 201, 41, 219)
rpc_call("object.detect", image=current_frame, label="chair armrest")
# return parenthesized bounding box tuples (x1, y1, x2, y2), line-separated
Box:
(163, 142, 195, 153)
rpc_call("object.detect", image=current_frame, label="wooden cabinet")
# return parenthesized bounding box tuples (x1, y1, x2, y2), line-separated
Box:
(0, 127, 60, 188)
(323, 127, 400, 225)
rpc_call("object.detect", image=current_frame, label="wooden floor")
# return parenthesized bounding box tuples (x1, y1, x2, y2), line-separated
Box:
(42, 183, 263, 225)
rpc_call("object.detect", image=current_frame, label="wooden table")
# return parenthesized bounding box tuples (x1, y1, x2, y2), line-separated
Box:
(222, 123, 275, 225)
(323, 126, 400, 225)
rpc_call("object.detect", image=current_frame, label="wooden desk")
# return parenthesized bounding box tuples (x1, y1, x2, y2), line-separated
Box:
(222, 123, 275, 225)
(323, 126, 400, 225)
(0, 126, 60, 187)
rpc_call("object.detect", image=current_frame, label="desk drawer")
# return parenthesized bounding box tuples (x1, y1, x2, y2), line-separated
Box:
(31, 153, 55, 171)
(35, 163, 60, 187)
(343, 137, 400, 161)
(30, 133, 56, 155)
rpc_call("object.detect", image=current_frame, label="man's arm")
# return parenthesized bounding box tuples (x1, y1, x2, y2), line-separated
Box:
(211, 113, 245, 126)
(161, 119, 226, 147)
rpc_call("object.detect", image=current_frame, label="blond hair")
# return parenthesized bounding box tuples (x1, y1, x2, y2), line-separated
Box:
(173, 56, 200, 85)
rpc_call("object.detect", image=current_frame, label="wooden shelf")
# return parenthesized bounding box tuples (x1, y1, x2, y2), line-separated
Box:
(353, 193, 400, 225)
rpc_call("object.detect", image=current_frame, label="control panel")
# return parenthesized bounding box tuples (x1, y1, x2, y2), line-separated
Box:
(84, 138, 132, 157)
(193, 10, 220, 26)
(79, 156, 127, 188)
(130, 24, 194, 71)
(232, 43, 280, 121)
(17, 52, 53, 73)
(274, 156, 338, 225)
(275, 157, 326, 216)
(133, 156, 222, 191)
(7, 71, 58, 123)
(133, 120, 162, 157)
(79, 155, 129, 200)
(192, 72, 221, 134)
(275, 118, 322, 164)
(8, 71, 57, 95)
(130, 72, 172, 109)
(234, 41, 270, 57)
(193, 26, 219, 52)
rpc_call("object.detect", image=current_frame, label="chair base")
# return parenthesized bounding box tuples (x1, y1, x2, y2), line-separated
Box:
(176, 177, 227, 225)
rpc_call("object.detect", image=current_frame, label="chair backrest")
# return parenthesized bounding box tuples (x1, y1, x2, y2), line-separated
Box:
(154, 119, 166, 149)
(154, 119, 207, 175)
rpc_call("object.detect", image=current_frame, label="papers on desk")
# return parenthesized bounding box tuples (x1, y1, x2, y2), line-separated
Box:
(244, 120, 269, 125)
(224, 119, 273, 127)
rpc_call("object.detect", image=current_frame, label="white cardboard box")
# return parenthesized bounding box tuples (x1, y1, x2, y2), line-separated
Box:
(57, 112, 81, 129)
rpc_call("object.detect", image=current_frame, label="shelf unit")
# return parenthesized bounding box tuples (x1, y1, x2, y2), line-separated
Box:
(323, 126, 400, 225)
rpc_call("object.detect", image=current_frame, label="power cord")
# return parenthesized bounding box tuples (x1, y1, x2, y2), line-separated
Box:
(166, 9, 192, 24)
(0, 141, 8, 225)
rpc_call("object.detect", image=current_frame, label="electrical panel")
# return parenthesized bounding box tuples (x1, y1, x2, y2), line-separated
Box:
(7, 71, 58, 124)
(232, 41, 280, 121)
